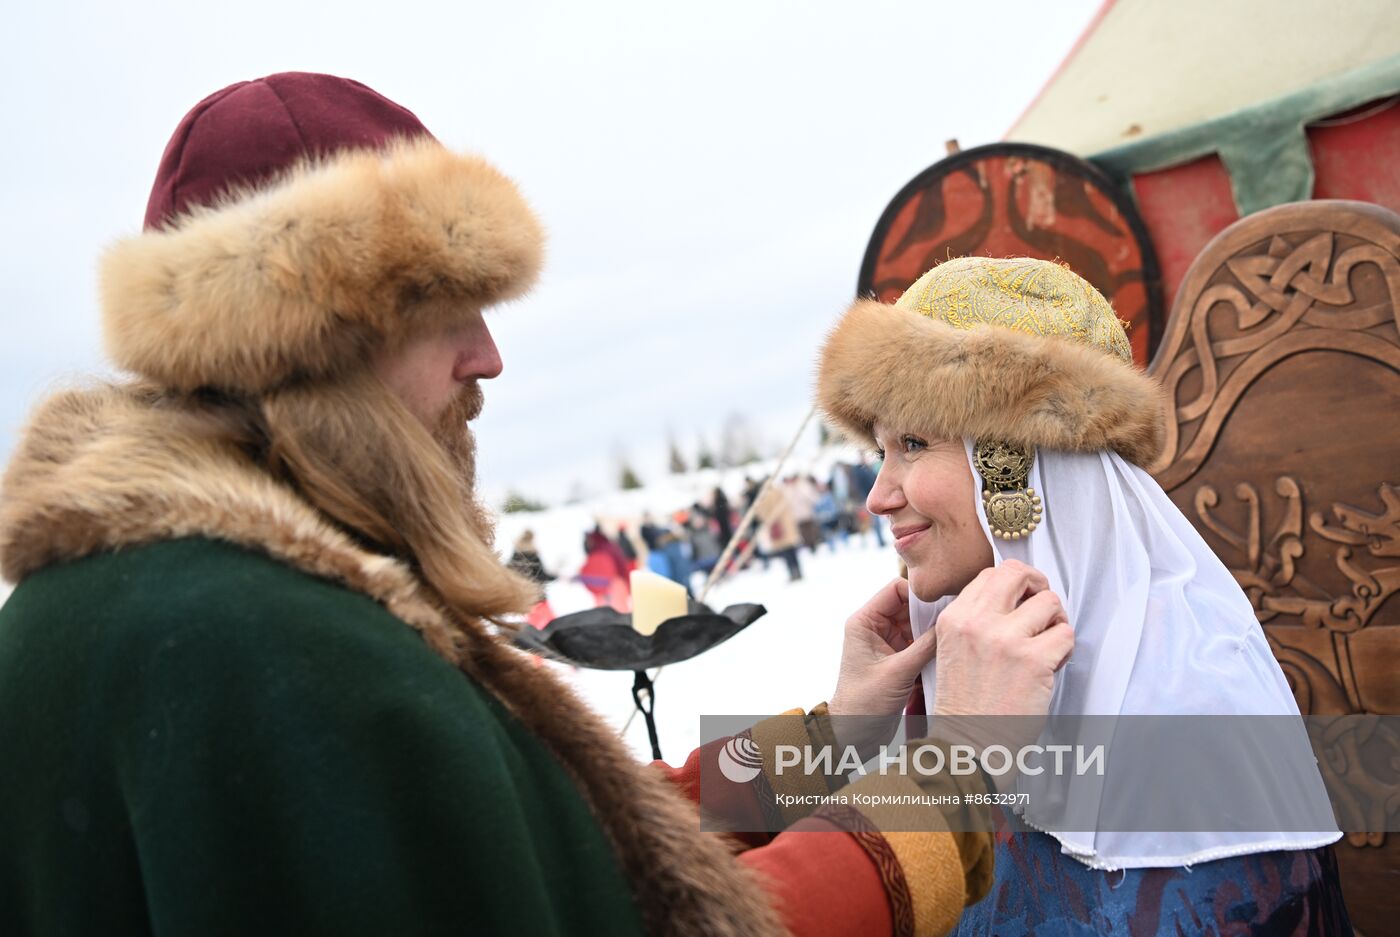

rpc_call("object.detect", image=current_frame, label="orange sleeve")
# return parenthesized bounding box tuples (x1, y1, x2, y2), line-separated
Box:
(650, 739, 904, 932)
(651, 735, 775, 850)
(739, 774, 989, 937)
(648, 704, 840, 849)
(649, 708, 991, 936)
(740, 817, 900, 937)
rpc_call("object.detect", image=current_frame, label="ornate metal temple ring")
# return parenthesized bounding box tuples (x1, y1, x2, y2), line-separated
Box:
(973, 440, 1043, 540)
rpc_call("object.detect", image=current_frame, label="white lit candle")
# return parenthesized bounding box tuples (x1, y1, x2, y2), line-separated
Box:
(629, 569, 687, 636)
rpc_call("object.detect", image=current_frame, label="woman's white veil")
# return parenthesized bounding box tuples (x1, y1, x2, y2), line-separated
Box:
(911, 441, 1341, 869)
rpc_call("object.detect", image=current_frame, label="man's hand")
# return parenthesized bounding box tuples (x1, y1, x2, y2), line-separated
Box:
(828, 577, 934, 720)
(930, 560, 1073, 717)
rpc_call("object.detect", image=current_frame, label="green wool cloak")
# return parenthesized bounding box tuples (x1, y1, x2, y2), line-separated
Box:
(0, 385, 786, 937)
(0, 536, 646, 935)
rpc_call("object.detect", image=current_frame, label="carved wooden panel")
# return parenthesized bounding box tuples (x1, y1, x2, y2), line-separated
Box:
(1147, 200, 1400, 933)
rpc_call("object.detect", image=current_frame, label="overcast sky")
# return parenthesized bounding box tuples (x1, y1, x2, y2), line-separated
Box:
(1, 0, 1099, 504)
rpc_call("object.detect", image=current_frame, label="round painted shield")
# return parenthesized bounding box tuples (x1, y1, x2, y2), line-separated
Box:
(857, 142, 1165, 364)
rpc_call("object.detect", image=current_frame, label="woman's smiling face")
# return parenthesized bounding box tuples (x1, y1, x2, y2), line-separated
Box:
(867, 424, 994, 601)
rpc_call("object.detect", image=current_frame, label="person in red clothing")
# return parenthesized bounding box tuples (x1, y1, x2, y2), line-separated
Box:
(580, 526, 632, 610)
(0, 71, 1071, 937)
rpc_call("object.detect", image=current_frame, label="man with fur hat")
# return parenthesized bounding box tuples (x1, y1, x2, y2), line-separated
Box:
(0, 73, 1073, 936)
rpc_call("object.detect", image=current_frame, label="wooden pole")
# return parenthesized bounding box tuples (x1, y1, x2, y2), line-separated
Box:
(618, 404, 818, 741)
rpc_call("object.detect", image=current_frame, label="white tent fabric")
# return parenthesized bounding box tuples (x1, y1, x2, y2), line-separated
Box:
(1006, 0, 1400, 155)
(911, 440, 1340, 870)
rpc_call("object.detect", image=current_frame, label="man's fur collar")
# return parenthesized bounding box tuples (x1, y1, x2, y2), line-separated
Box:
(0, 385, 786, 937)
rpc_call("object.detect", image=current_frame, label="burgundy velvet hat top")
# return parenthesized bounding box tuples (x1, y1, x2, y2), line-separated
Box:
(102, 72, 544, 393)
(144, 72, 434, 230)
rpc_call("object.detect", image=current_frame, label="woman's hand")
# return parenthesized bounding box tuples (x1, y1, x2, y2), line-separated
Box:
(826, 563, 1073, 755)
(828, 577, 935, 720)
(930, 560, 1073, 717)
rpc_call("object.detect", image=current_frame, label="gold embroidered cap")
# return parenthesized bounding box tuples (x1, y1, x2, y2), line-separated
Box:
(897, 257, 1132, 362)
(815, 256, 1167, 466)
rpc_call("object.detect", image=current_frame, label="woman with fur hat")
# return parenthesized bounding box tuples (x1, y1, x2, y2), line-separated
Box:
(0, 73, 1073, 937)
(817, 257, 1353, 935)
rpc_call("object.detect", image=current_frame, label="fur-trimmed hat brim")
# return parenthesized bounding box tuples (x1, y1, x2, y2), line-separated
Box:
(816, 299, 1167, 465)
(101, 138, 543, 393)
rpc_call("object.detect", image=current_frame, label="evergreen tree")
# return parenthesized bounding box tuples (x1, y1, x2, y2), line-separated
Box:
(668, 439, 688, 474)
(720, 412, 759, 468)
(696, 435, 717, 470)
(619, 463, 644, 490)
(501, 490, 548, 513)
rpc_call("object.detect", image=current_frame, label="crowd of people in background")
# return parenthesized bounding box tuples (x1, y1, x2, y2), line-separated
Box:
(507, 456, 887, 625)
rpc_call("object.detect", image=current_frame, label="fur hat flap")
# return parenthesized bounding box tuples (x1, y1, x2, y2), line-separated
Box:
(816, 299, 1167, 465)
(101, 138, 544, 393)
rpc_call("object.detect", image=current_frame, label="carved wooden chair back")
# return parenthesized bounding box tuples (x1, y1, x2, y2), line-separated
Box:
(1147, 199, 1400, 931)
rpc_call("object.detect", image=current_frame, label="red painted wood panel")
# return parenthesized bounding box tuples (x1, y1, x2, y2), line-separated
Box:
(1124, 97, 1400, 314)
(1130, 155, 1238, 314)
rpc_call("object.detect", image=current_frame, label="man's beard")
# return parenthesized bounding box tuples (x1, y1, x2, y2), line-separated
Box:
(256, 367, 537, 619)
(431, 380, 494, 544)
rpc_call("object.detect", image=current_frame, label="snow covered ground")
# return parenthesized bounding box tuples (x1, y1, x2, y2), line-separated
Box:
(493, 463, 898, 763)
